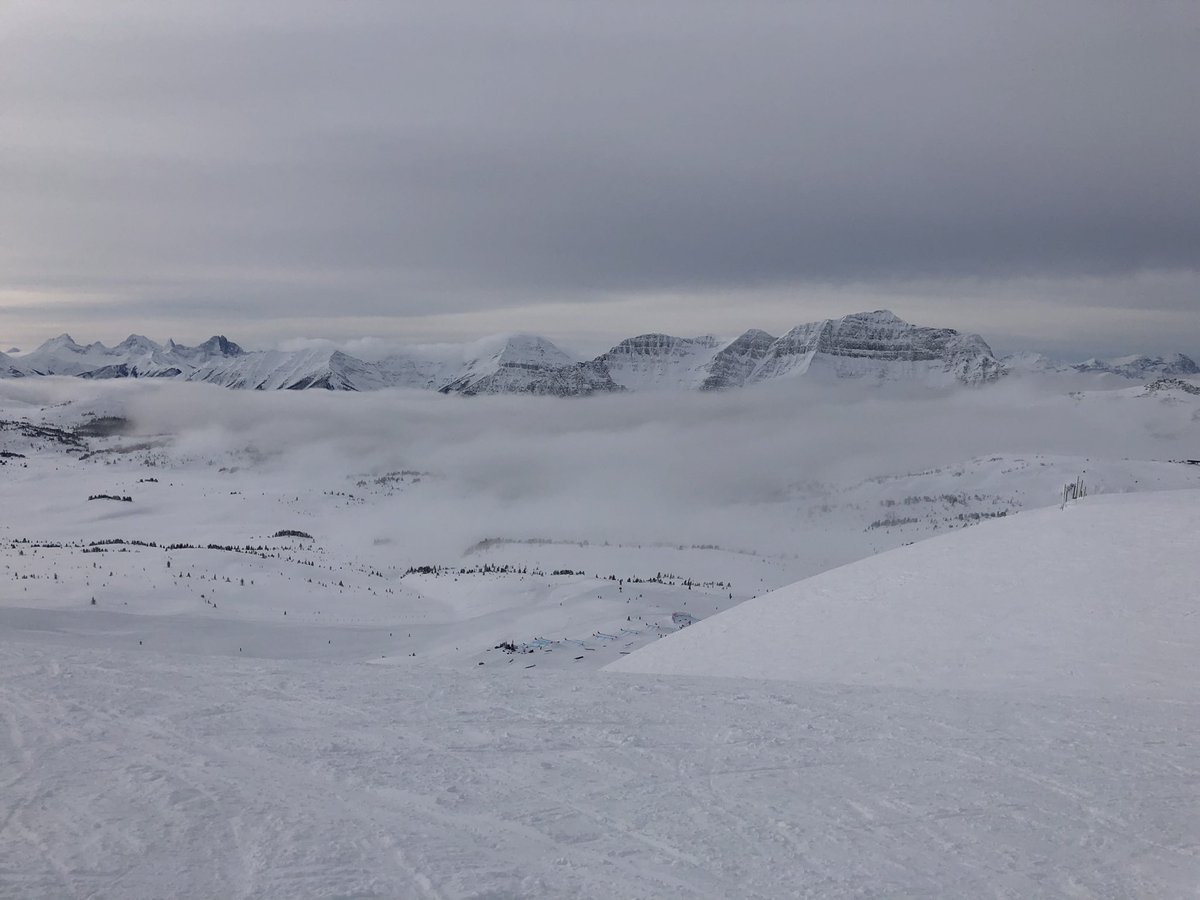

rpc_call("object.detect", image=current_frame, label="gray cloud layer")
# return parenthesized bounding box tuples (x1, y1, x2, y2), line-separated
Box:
(3, 1, 1198, 351)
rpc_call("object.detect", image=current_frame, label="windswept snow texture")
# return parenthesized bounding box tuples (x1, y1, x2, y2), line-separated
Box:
(3, 642, 1198, 899)
(609, 490, 1200, 698)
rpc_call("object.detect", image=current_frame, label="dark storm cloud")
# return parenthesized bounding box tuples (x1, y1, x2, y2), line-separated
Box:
(2, 0, 1198, 345)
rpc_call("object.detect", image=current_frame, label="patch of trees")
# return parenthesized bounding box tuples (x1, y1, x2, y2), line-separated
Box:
(88, 494, 133, 502)
(74, 416, 130, 437)
(403, 563, 541, 577)
(0, 418, 85, 448)
(866, 515, 920, 530)
(954, 510, 1008, 522)
(272, 530, 314, 539)
(880, 493, 988, 507)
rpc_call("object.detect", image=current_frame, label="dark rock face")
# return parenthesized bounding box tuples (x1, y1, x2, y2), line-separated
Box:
(597, 334, 723, 391)
(198, 336, 244, 358)
(700, 330, 777, 391)
(715, 312, 1005, 387)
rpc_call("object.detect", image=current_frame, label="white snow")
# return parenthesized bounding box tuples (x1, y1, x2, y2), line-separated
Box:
(1, 378, 1199, 897)
(608, 490, 1200, 698)
(4, 310, 1028, 393)
(600, 334, 723, 391)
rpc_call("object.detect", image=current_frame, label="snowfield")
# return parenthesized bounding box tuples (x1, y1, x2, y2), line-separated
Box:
(609, 490, 1200, 697)
(4, 641, 1198, 899)
(1, 377, 1199, 897)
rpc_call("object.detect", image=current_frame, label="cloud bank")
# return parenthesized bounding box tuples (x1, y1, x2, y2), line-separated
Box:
(3, 1, 1198, 352)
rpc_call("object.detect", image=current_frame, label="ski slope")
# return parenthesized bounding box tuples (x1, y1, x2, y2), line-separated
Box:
(609, 490, 1200, 698)
(3, 639, 1198, 899)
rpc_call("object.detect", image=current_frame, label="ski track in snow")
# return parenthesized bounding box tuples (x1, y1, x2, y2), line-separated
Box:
(0, 641, 1197, 899)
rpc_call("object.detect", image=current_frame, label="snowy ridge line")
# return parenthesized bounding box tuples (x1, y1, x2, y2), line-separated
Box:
(4, 310, 1017, 393)
(609, 489, 1200, 700)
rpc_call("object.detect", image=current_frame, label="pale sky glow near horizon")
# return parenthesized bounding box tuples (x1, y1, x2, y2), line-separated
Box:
(3, 1, 1198, 359)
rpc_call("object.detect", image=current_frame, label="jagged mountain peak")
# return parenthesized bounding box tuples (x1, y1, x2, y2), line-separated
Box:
(747, 311, 1004, 387)
(20, 315, 1191, 395)
(39, 333, 84, 352)
(598, 332, 726, 391)
(607, 333, 721, 352)
(197, 335, 245, 357)
(843, 309, 903, 324)
(492, 334, 574, 367)
(437, 334, 615, 396)
(114, 334, 161, 353)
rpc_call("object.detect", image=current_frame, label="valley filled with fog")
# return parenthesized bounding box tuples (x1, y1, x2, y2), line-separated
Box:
(2, 374, 1199, 898)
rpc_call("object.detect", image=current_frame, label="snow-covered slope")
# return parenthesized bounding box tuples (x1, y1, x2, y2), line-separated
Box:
(18, 334, 133, 376)
(372, 349, 462, 390)
(610, 489, 1200, 697)
(17, 333, 244, 380)
(1074, 352, 1200, 379)
(742, 310, 1004, 387)
(998, 350, 1073, 375)
(189, 347, 388, 391)
(698, 329, 777, 390)
(439, 334, 623, 396)
(596, 333, 723, 391)
(0, 350, 31, 378)
(10, 313, 1195, 395)
(589, 312, 1002, 391)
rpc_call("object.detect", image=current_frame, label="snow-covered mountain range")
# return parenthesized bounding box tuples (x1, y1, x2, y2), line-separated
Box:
(1000, 350, 1200, 380)
(4, 310, 1194, 394)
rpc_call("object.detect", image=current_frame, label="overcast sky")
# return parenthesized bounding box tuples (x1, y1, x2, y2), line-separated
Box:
(3, 0, 1198, 357)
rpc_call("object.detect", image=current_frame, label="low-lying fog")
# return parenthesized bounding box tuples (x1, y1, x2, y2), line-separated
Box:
(3, 376, 1196, 561)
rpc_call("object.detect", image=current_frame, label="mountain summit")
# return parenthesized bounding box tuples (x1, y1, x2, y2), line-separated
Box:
(7, 312, 1182, 395)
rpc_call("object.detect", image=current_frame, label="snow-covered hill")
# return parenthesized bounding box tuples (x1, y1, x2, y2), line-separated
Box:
(609, 489, 1200, 698)
(0, 349, 32, 378)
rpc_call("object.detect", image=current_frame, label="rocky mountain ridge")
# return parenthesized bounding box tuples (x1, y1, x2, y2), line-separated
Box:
(4, 311, 1193, 395)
